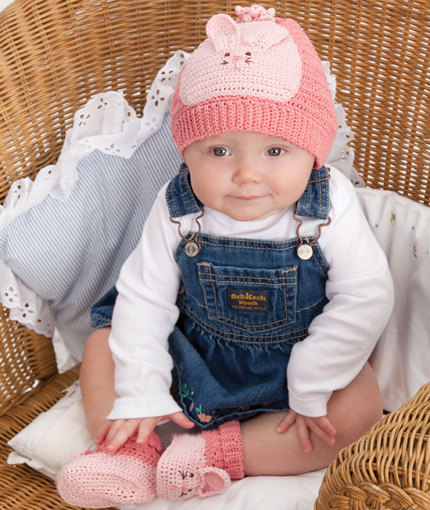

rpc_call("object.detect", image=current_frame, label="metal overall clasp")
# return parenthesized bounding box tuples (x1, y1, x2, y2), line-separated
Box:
(293, 212, 331, 260)
(169, 206, 205, 257)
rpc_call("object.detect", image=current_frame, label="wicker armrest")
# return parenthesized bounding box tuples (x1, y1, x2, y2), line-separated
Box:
(315, 382, 430, 509)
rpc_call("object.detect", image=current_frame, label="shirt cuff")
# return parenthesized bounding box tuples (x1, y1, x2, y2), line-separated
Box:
(107, 395, 182, 420)
(288, 390, 332, 417)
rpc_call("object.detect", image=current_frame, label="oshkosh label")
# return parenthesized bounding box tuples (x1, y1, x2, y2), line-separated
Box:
(227, 288, 269, 312)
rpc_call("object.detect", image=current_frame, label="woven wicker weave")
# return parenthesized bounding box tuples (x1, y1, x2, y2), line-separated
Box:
(315, 382, 430, 509)
(0, 1, 428, 509)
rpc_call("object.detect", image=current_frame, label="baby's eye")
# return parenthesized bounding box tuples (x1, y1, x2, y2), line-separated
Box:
(266, 147, 285, 157)
(212, 147, 230, 157)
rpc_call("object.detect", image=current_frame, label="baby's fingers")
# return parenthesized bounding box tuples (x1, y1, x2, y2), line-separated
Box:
(276, 410, 297, 434)
(296, 415, 312, 452)
(319, 416, 337, 437)
(306, 416, 336, 446)
(136, 416, 160, 444)
(106, 419, 141, 453)
(95, 420, 113, 445)
(169, 411, 195, 430)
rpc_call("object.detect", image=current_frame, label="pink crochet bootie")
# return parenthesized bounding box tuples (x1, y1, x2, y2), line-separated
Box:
(56, 432, 164, 508)
(157, 420, 244, 500)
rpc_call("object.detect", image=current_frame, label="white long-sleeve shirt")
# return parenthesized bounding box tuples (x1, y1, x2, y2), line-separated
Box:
(107, 167, 394, 420)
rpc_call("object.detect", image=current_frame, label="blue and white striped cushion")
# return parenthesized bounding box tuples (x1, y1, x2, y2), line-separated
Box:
(0, 112, 181, 361)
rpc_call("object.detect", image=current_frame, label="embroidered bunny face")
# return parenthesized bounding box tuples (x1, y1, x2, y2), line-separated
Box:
(157, 434, 231, 500)
(179, 13, 302, 106)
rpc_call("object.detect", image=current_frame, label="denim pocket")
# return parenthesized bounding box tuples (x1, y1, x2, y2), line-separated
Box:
(198, 262, 297, 332)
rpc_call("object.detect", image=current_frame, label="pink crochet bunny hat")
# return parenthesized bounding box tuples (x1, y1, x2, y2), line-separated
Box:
(171, 4, 337, 169)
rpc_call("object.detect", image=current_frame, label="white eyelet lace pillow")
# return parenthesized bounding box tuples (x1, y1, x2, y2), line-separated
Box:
(0, 50, 359, 370)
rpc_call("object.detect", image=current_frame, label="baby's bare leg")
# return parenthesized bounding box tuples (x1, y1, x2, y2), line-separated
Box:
(79, 327, 116, 439)
(241, 362, 382, 476)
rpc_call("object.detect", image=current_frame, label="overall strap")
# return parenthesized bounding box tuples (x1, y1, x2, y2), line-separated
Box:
(295, 166, 330, 220)
(166, 165, 202, 218)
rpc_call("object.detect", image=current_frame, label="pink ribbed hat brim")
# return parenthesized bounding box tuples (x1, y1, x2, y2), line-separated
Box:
(171, 94, 337, 169)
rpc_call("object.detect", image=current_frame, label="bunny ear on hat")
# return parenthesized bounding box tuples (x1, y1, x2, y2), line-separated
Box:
(206, 14, 241, 52)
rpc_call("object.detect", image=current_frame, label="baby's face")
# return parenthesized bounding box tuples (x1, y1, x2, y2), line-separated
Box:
(184, 132, 314, 222)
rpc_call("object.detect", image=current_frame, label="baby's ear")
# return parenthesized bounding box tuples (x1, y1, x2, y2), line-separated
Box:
(197, 467, 231, 498)
(206, 14, 240, 52)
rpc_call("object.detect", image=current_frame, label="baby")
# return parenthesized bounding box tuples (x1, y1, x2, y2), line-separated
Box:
(57, 4, 394, 507)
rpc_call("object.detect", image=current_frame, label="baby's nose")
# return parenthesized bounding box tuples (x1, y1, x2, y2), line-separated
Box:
(233, 163, 261, 184)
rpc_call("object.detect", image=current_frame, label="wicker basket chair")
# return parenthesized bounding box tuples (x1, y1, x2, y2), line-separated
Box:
(0, 0, 428, 509)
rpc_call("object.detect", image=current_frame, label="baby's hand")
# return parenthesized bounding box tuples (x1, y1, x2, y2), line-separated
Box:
(95, 412, 194, 454)
(275, 410, 336, 453)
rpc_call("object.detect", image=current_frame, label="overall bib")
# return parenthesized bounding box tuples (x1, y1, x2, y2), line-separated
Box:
(166, 165, 331, 429)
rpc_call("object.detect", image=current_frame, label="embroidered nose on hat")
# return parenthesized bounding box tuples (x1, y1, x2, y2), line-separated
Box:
(171, 4, 337, 169)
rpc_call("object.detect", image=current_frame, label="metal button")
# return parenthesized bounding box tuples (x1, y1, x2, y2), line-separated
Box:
(297, 243, 313, 260)
(184, 240, 200, 257)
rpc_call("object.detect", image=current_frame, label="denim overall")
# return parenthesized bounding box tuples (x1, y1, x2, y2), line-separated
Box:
(90, 166, 331, 429)
(165, 165, 331, 429)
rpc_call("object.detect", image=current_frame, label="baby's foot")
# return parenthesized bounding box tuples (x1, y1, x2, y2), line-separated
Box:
(156, 433, 231, 500)
(56, 432, 163, 508)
